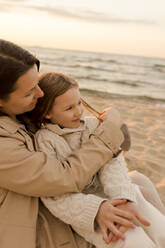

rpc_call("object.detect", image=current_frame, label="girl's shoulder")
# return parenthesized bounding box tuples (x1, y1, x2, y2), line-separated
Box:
(35, 124, 59, 141)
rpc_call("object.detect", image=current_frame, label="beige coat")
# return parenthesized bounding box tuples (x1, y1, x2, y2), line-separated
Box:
(36, 117, 135, 236)
(0, 116, 123, 248)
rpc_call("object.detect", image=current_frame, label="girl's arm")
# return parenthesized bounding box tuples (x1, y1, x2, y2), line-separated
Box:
(85, 116, 136, 202)
(99, 154, 136, 202)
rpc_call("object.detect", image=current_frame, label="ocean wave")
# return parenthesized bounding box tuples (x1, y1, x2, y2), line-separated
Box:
(87, 58, 117, 63)
(79, 78, 152, 87)
(41, 60, 117, 73)
(153, 64, 165, 73)
(120, 62, 151, 69)
(154, 64, 165, 68)
(112, 79, 154, 87)
(76, 75, 109, 82)
(27, 46, 165, 102)
(68, 64, 117, 73)
(80, 88, 165, 103)
(112, 80, 139, 87)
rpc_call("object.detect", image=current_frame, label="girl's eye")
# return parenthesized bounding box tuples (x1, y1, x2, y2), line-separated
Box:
(78, 100, 82, 105)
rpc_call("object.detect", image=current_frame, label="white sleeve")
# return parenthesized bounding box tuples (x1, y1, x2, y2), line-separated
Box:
(41, 193, 105, 232)
(99, 153, 137, 202)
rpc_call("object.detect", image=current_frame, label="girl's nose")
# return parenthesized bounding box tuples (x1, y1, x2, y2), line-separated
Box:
(75, 106, 83, 117)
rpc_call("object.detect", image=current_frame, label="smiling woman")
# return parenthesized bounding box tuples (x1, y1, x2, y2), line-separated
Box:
(0, 40, 42, 118)
(0, 65, 43, 118)
(0, 39, 128, 248)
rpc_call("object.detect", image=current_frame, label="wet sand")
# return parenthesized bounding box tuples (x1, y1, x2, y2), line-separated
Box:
(81, 90, 165, 205)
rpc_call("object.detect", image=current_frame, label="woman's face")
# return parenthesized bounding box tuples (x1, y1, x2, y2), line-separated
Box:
(0, 65, 43, 118)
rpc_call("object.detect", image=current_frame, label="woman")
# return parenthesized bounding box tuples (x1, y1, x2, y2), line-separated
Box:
(0, 39, 134, 248)
(0, 39, 163, 248)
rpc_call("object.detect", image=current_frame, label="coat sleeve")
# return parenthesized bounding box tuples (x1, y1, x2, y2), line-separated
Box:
(35, 129, 59, 157)
(0, 120, 124, 197)
(38, 127, 106, 233)
(41, 193, 105, 233)
(99, 153, 136, 202)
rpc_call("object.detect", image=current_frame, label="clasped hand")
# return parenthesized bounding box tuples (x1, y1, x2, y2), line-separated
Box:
(96, 199, 150, 244)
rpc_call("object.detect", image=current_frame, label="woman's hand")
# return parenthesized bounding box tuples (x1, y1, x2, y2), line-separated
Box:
(116, 201, 150, 226)
(98, 107, 122, 128)
(107, 201, 151, 243)
(95, 199, 136, 244)
(108, 224, 129, 243)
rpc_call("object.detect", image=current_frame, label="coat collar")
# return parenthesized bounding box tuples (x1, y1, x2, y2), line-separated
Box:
(45, 119, 85, 136)
(0, 116, 25, 134)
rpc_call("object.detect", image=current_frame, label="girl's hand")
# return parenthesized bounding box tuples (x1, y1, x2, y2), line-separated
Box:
(95, 199, 136, 244)
(98, 107, 122, 128)
(98, 107, 131, 151)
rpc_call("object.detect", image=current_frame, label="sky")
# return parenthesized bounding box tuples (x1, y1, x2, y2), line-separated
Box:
(0, 0, 165, 58)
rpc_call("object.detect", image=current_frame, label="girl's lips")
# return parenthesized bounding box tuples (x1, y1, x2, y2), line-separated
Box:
(73, 118, 80, 122)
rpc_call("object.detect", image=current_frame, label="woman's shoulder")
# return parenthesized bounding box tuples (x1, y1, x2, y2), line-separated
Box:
(0, 116, 25, 136)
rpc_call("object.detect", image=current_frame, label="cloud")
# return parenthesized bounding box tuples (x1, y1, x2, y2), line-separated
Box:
(0, 0, 28, 3)
(0, 0, 156, 25)
(0, 5, 10, 12)
(0, 0, 29, 12)
(30, 5, 156, 25)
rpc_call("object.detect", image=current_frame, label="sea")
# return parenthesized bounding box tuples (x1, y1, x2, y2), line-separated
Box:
(27, 46, 165, 105)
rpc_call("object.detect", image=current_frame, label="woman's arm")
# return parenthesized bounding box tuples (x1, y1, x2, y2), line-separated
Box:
(0, 118, 124, 197)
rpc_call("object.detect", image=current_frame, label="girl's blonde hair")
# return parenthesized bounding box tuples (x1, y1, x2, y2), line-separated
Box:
(30, 72, 78, 129)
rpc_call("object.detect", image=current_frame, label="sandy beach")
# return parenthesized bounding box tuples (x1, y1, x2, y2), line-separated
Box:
(81, 90, 165, 205)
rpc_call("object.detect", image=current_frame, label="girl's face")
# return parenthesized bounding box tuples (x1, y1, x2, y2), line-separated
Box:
(46, 87, 84, 128)
(0, 65, 43, 119)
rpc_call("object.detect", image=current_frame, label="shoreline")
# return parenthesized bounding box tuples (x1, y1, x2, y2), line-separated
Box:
(81, 91, 165, 205)
(80, 89, 165, 106)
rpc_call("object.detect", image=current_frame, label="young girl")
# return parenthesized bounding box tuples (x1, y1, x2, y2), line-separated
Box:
(31, 72, 165, 248)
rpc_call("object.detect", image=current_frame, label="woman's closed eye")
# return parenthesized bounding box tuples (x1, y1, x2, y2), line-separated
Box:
(25, 90, 33, 97)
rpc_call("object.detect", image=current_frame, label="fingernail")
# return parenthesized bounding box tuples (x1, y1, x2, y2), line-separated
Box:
(121, 235, 125, 240)
(132, 224, 136, 229)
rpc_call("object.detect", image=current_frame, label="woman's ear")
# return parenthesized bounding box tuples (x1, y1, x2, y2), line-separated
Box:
(45, 113, 51, 119)
(0, 100, 3, 107)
